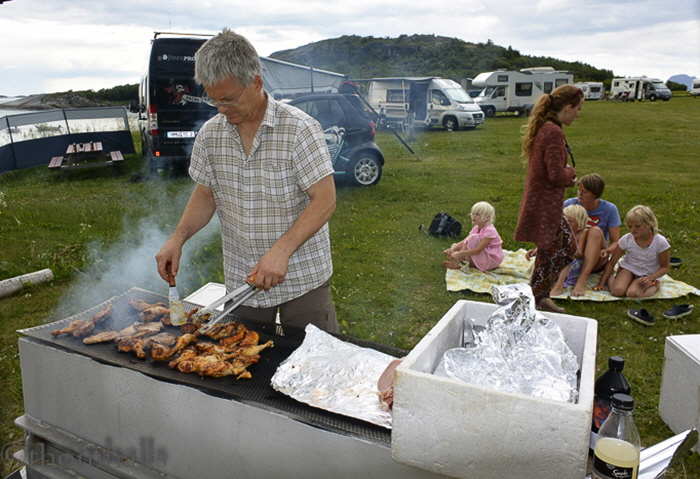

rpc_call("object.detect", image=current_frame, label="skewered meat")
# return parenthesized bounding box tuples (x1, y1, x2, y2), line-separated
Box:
(83, 331, 119, 345)
(51, 304, 113, 338)
(151, 333, 197, 361)
(138, 306, 170, 323)
(128, 299, 166, 312)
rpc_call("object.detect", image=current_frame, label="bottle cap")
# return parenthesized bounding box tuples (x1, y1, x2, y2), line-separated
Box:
(612, 393, 634, 411)
(609, 356, 625, 371)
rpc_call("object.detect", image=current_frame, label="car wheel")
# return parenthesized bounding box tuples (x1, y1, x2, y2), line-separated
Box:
(649, 94, 657, 102)
(347, 153, 382, 186)
(484, 106, 496, 118)
(443, 116, 459, 131)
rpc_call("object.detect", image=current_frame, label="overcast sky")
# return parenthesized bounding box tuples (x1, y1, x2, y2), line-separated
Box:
(1, 0, 698, 97)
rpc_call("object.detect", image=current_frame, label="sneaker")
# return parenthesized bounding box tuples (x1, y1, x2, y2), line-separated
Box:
(628, 308, 655, 326)
(663, 304, 694, 320)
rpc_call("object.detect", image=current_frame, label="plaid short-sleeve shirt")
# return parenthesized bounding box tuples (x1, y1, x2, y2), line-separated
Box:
(189, 94, 335, 307)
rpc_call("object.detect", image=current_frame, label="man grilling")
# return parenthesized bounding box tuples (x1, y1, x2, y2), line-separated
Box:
(156, 29, 338, 333)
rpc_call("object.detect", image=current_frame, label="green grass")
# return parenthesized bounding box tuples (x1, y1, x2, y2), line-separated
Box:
(2, 96, 700, 477)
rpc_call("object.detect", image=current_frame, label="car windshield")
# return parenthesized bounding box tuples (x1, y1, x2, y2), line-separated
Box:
(652, 81, 668, 90)
(443, 87, 475, 103)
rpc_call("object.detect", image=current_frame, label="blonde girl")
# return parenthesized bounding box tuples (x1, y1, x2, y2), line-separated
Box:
(551, 204, 590, 296)
(595, 205, 670, 298)
(444, 201, 504, 272)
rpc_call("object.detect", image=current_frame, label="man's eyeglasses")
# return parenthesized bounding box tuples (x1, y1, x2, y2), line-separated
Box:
(203, 84, 246, 109)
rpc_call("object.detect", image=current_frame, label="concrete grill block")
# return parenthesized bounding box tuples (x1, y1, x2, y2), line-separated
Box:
(391, 300, 597, 479)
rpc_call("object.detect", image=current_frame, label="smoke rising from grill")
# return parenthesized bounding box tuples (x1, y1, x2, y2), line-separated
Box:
(53, 186, 222, 321)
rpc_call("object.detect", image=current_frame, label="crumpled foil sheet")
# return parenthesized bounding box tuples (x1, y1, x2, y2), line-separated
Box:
(435, 284, 580, 403)
(271, 324, 395, 429)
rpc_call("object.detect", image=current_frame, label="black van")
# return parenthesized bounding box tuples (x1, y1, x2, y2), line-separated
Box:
(131, 33, 217, 174)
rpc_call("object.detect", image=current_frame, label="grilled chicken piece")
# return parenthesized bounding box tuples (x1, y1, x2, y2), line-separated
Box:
(128, 299, 166, 312)
(138, 306, 170, 323)
(117, 337, 148, 359)
(51, 318, 95, 338)
(91, 304, 113, 324)
(218, 327, 247, 347)
(116, 321, 163, 341)
(83, 331, 119, 344)
(51, 304, 112, 338)
(145, 332, 178, 349)
(151, 333, 197, 361)
(237, 330, 260, 347)
(200, 321, 245, 341)
(168, 346, 198, 369)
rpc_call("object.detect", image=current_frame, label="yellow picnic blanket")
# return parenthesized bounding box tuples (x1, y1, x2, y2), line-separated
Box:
(446, 249, 700, 301)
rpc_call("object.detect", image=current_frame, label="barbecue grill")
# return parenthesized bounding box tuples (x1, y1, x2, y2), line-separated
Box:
(12, 287, 442, 479)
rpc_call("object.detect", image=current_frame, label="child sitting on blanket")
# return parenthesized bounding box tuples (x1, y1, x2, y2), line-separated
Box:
(551, 205, 590, 296)
(594, 205, 670, 298)
(444, 201, 504, 272)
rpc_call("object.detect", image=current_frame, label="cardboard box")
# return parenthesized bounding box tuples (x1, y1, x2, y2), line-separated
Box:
(391, 300, 597, 479)
(659, 334, 700, 451)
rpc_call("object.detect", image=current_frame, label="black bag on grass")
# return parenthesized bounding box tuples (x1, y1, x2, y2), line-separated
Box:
(426, 213, 462, 238)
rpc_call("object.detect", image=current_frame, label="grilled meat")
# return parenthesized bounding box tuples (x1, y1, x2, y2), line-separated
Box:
(151, 333, 197, 362)
(128, 299, 166, 312)
(51, 304, 113, 338)
(117, 337, 148, 359)
(145, 332, 178, 349)
(138, 306, 170, 323)
(83, 331, 119, 344)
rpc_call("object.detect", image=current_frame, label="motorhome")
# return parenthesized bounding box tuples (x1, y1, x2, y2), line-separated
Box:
(366, 77, 485, 131)
(610, 77, 672, 101)
(574, 82, 605, 100)
(472, 67, 574, 117)
(132, 32, 347, 174)
(689, 79, 700, 97)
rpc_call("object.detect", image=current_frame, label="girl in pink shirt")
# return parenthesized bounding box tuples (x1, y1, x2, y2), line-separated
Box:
(444, 201, 504, 272)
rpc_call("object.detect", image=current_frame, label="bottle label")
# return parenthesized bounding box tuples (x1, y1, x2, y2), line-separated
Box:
(592, 397, 612, 431)
(592, 455, 636, 479)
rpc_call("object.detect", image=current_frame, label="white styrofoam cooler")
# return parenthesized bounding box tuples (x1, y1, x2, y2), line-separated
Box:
(659, 334, 700, 451)
(391, 300, 598, 479)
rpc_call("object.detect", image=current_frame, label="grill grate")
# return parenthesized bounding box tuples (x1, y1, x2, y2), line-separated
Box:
(19, 287, 405, 444)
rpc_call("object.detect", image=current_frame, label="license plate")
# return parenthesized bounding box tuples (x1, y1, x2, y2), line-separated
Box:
(166, 131, 197, 138)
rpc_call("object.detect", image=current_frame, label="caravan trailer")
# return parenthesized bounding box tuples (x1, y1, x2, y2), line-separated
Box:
(366, 77, 485, 131)
(574, 82, 605, 100)
(689, 79, 700, 97)
(610, 77, 672, 101)
(472, 67, 574, 117)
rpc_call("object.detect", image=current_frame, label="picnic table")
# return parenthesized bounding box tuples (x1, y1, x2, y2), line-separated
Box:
(48, 142, 124, 179)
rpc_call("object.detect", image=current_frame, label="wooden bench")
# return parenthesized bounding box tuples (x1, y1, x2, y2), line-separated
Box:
(109, 151, 124, 162)
(48, 156, 65, 169)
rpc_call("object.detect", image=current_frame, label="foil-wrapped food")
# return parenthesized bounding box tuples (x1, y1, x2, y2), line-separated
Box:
(434, 284, 580, 403)
(271, 324, 396, 428)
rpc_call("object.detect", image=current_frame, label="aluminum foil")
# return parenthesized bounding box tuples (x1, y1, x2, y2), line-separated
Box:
(435, 284, 580, 403)
(271, 324, 395, 428)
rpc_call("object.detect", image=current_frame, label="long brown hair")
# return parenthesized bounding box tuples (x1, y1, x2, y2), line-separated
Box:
(520, 84, 584, 160)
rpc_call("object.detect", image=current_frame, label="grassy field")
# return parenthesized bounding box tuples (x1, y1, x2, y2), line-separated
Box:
(1, 93, 699, 477)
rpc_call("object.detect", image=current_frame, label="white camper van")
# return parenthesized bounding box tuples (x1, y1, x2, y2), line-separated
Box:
(689, 79, 700, 97)
(610, 77, 672, 101)
(574, 82, 605, 100)
(367, 77, 485, 131)
(472, 67, 574, 117)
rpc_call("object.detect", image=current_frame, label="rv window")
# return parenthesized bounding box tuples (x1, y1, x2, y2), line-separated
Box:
(613, 81, 620, 87)
(515, 83, 533, 96)
(498, 75, 508, 82)
(386, 89, 407, 103)
(431, 90, 450, 106)
(543, 82, 553, 94)
(555, 79, 569, 88)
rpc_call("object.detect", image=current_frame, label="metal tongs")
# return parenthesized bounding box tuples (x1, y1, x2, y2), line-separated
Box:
(196, 279, 262, 334)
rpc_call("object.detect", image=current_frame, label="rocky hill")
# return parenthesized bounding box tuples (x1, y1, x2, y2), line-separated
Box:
(269, 34, 614, 83)
(2, 93, 109, 110)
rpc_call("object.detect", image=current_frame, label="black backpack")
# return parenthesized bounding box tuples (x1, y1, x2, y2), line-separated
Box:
(425, 213, 462, 238)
